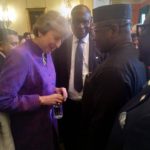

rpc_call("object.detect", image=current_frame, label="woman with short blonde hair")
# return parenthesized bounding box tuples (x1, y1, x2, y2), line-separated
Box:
(0, 10, 70, 150)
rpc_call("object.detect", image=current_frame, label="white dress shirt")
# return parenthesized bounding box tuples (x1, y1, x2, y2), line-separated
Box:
(68, 34, 89, 101)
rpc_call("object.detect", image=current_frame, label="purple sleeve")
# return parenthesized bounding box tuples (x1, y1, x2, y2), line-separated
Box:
(0, 51, 40, 112)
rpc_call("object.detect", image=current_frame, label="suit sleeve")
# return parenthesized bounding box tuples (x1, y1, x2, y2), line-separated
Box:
(82, 68, 130, 149)
(0, 51, 40, 113)
(124, 115, 150, 150)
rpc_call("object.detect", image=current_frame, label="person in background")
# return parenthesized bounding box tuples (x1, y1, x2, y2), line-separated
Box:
(0, 28, 19, 70)
(82, 4, 146, 150)
(20, 32, 32, 44)
(23, 32, 32, 40)
(0, 10, 70, 150)
(0, 28, 19, 150)
(107, 12, 150, 150)
(139, 12, 150, 80)
(52, 4, 103, 150)
(131, 32, 139, 49)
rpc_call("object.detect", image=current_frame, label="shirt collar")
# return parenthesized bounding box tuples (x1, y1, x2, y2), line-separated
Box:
(0, 51, 6, 58)
(73, 34, 89, 44)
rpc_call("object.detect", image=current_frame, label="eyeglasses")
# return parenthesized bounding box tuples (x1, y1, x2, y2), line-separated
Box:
(136, 24, 150, 36)
(93, 22, 131, 32)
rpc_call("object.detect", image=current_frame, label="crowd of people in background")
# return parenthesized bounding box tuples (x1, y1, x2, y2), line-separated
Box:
(0, 3, 150, 150)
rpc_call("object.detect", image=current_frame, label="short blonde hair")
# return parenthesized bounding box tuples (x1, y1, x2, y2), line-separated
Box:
(33, 10, 70, 40)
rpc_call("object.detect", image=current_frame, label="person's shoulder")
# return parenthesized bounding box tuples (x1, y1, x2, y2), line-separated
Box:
(52, 35, 72, 56)
(101, 56, 120, 70)
(62, 35, 73, 47)
(7, 42, 30, 64)
(93, 62, 120, 80)
(104, 51, 135, 72)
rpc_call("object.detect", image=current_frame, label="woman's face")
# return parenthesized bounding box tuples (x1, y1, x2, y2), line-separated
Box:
(39, 30, 62, 53)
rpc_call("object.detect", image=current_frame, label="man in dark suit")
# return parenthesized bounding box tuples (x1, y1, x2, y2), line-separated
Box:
(139, 13, 150, 80)
(81, 4, 146, 150)
(52, 4, 102, 150)
(107, 11, 150, 150)
(107, 83, 150, 150)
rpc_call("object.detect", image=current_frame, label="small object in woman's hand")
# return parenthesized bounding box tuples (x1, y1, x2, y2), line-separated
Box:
(52, 103, 63, 119)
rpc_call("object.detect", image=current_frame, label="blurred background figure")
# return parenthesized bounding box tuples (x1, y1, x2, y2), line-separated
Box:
(0, 28, 18, 150)
(0, 28, 19, 70)
(131, 32, 139, 49)
(23, 32, 32, 40)
(20, 32, 32, 44)
(139, 12, 150, 80)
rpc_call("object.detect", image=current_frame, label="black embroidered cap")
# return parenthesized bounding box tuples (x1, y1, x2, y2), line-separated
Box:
(93, 4, 132, 23)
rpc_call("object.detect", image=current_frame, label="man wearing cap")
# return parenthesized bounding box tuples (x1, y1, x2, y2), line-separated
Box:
(82, 4, 146, 150)
(107, 11, 150, 150)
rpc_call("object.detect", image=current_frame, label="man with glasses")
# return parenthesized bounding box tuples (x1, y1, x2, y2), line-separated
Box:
(82, 4, 146, 150)
(107, 12, 150, 150)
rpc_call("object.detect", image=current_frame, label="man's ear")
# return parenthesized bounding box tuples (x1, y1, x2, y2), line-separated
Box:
(90, 17, 93, 25)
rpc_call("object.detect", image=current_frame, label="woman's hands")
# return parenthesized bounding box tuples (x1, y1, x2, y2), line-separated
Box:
(55, 87, 68, 101)
(39, 87, 68, 105)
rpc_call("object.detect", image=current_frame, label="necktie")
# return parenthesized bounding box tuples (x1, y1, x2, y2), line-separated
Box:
(74, 39, 83, 92)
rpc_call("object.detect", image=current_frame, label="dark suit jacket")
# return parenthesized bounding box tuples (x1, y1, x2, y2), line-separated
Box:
(82, 43, 146, 150)
(107, 83, 150, 150)
(52, 35, 102, 89)
(139, 35, 150, 80)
